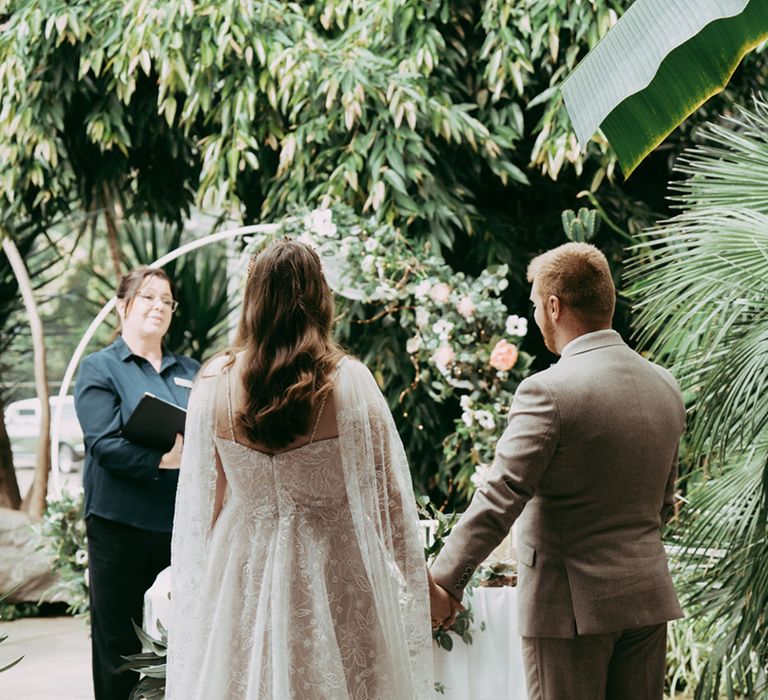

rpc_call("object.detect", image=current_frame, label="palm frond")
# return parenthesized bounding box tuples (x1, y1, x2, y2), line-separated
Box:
(671, 441, 768, 698)
(627, 208, 768, 460)
(628, 95, 768, 699)
(672, 95, 768, 213)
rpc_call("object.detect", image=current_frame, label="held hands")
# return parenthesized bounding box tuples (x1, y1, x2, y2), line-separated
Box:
(159, 433, 184, 470)
(427, 569, 464, 630)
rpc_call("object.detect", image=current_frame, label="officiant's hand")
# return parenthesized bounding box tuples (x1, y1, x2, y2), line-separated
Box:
(159, 433, 184, 470)
(428, 570, 463, 629)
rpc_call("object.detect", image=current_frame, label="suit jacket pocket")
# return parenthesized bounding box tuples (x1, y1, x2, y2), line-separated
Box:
(517, 539, 536, 567)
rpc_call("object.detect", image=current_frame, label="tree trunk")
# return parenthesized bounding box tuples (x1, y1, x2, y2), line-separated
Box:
(101, 183, 123, 282)
(1, 235, 50, 518)
(0, 396, 21, 510)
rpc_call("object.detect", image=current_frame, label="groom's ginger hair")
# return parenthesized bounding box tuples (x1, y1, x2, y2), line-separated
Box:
(527, 243, 615, 323)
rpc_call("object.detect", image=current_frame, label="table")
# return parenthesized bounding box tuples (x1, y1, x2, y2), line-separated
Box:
(433, 586, 527, 700)
(144, 571, 527, 699)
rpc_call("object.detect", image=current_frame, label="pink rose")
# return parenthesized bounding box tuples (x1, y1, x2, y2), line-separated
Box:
(432, 344, 455, 371)
(430, 282, 451, 305)
(489, 339, 518, 371)
(456, 296, 476, 319)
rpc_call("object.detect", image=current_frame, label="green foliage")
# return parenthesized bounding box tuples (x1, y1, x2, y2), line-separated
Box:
(33, 490, 89, 616)
(665, 608, 713, 698)
(118, 621, 167, 700)
(0, 601, 40, 622)
(561, 0, 768, 176)
(0, 0, 727, 254)
(627, 96, 768, 698)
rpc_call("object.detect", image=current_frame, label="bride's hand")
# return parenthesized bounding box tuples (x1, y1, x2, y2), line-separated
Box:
(428, 570, 460, 629)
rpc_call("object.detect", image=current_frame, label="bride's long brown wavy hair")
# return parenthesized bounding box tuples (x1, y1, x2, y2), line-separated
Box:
(231, 238, 344, 449)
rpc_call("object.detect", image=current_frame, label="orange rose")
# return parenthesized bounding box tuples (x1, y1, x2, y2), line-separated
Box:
(489, 339, 518, 371)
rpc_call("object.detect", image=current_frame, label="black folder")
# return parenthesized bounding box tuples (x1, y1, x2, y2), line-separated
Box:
(121, 393, 187, 452)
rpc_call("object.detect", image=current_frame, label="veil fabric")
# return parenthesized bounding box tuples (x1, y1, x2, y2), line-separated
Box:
(166, 357, 434, 698)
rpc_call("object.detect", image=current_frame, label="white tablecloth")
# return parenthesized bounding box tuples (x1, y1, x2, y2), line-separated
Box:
(433, 586, 527, 700)
(145, 571, 526, 699)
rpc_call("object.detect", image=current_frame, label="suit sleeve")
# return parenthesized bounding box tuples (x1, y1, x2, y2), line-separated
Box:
(660, 444, 679, 525)
(431, 376, 560, 599)
(75, 357, 165, 481)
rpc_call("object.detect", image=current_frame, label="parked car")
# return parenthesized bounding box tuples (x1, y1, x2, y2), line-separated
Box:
(4, 396, 85, 473)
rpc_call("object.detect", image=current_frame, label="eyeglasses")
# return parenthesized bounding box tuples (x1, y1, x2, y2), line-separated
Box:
(136, 293, 179, 312)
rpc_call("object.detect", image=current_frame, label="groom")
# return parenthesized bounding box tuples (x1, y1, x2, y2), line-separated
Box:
(429, 243, 685, 699)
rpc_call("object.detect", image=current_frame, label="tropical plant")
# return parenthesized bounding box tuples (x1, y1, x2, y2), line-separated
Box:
(561, 0, 768, 176)
(118, 621, 167, 700)
(626, 96, 768, 698)
(2, 0, 763, 261)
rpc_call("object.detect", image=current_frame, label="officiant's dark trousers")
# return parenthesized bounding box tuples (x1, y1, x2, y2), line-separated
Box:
(86, 515, 172, 700)
(522, 622, 667, 700)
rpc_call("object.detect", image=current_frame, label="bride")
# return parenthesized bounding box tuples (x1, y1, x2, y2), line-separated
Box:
(166, 238, 434, 699)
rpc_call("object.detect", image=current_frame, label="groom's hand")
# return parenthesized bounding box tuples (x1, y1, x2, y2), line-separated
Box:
(427, 570, 464, 629)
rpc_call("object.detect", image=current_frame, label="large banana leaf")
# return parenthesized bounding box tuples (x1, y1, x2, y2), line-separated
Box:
(560, 0, 768, 177)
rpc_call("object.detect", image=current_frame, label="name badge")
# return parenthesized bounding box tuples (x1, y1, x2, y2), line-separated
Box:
(174, 377, 194, 389)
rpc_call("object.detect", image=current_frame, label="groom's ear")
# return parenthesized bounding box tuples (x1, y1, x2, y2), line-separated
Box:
(548, 295, 561, 320)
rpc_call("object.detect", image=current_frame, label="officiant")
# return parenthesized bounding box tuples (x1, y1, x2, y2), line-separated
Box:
(74, 266, 200, 700)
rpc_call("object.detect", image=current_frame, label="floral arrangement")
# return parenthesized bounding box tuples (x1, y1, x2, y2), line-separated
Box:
(33, 490, 89, 616)
(246, 204, 533, 499)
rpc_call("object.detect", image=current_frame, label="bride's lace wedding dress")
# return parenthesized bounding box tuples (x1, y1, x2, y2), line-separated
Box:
(166, 357, 433, 699)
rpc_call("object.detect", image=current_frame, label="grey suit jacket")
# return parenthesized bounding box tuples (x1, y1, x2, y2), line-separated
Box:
(431, 330, 685, 638)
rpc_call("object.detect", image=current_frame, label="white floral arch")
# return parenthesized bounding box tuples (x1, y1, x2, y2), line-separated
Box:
(49, 207, 530, 499)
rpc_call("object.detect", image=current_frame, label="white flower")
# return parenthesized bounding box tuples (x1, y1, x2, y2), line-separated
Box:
(361, 255, 376, 274)
(470, 463, 492, 489)
(430, 282, 451, 304)
(415, 307, 430, 327)
(414, 280, 431, 300)
(459, 395, 472, 411)
(373, 284, 397, 301)
(457, 296, 476, 319)
(297, 231, 316, 248)
(75, 549, 88, 566)
(363, 237, 378, 252)
(304, 208, 337, 238)
(406, 335, 422, 354)
(461, 410, 474, 427)
(498, 278, 509, 291)
(432, 319, 454, 340)
(505, 314, 528, 337)
(339, 239, 351, 258)
(475, 410, 496, 431)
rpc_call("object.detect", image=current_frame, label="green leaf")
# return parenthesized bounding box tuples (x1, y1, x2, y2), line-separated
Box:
(561, 0, 768, 176)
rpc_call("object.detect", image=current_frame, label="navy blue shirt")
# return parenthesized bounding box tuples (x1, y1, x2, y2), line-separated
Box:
(74, 336, 200, 532)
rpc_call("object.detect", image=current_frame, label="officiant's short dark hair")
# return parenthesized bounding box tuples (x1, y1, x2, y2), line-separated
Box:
(527, 243, 615, 322)
(115, 267, 175, 328)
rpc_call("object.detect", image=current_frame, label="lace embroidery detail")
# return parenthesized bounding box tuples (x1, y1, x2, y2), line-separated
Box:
(167, 358, 433, 700)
